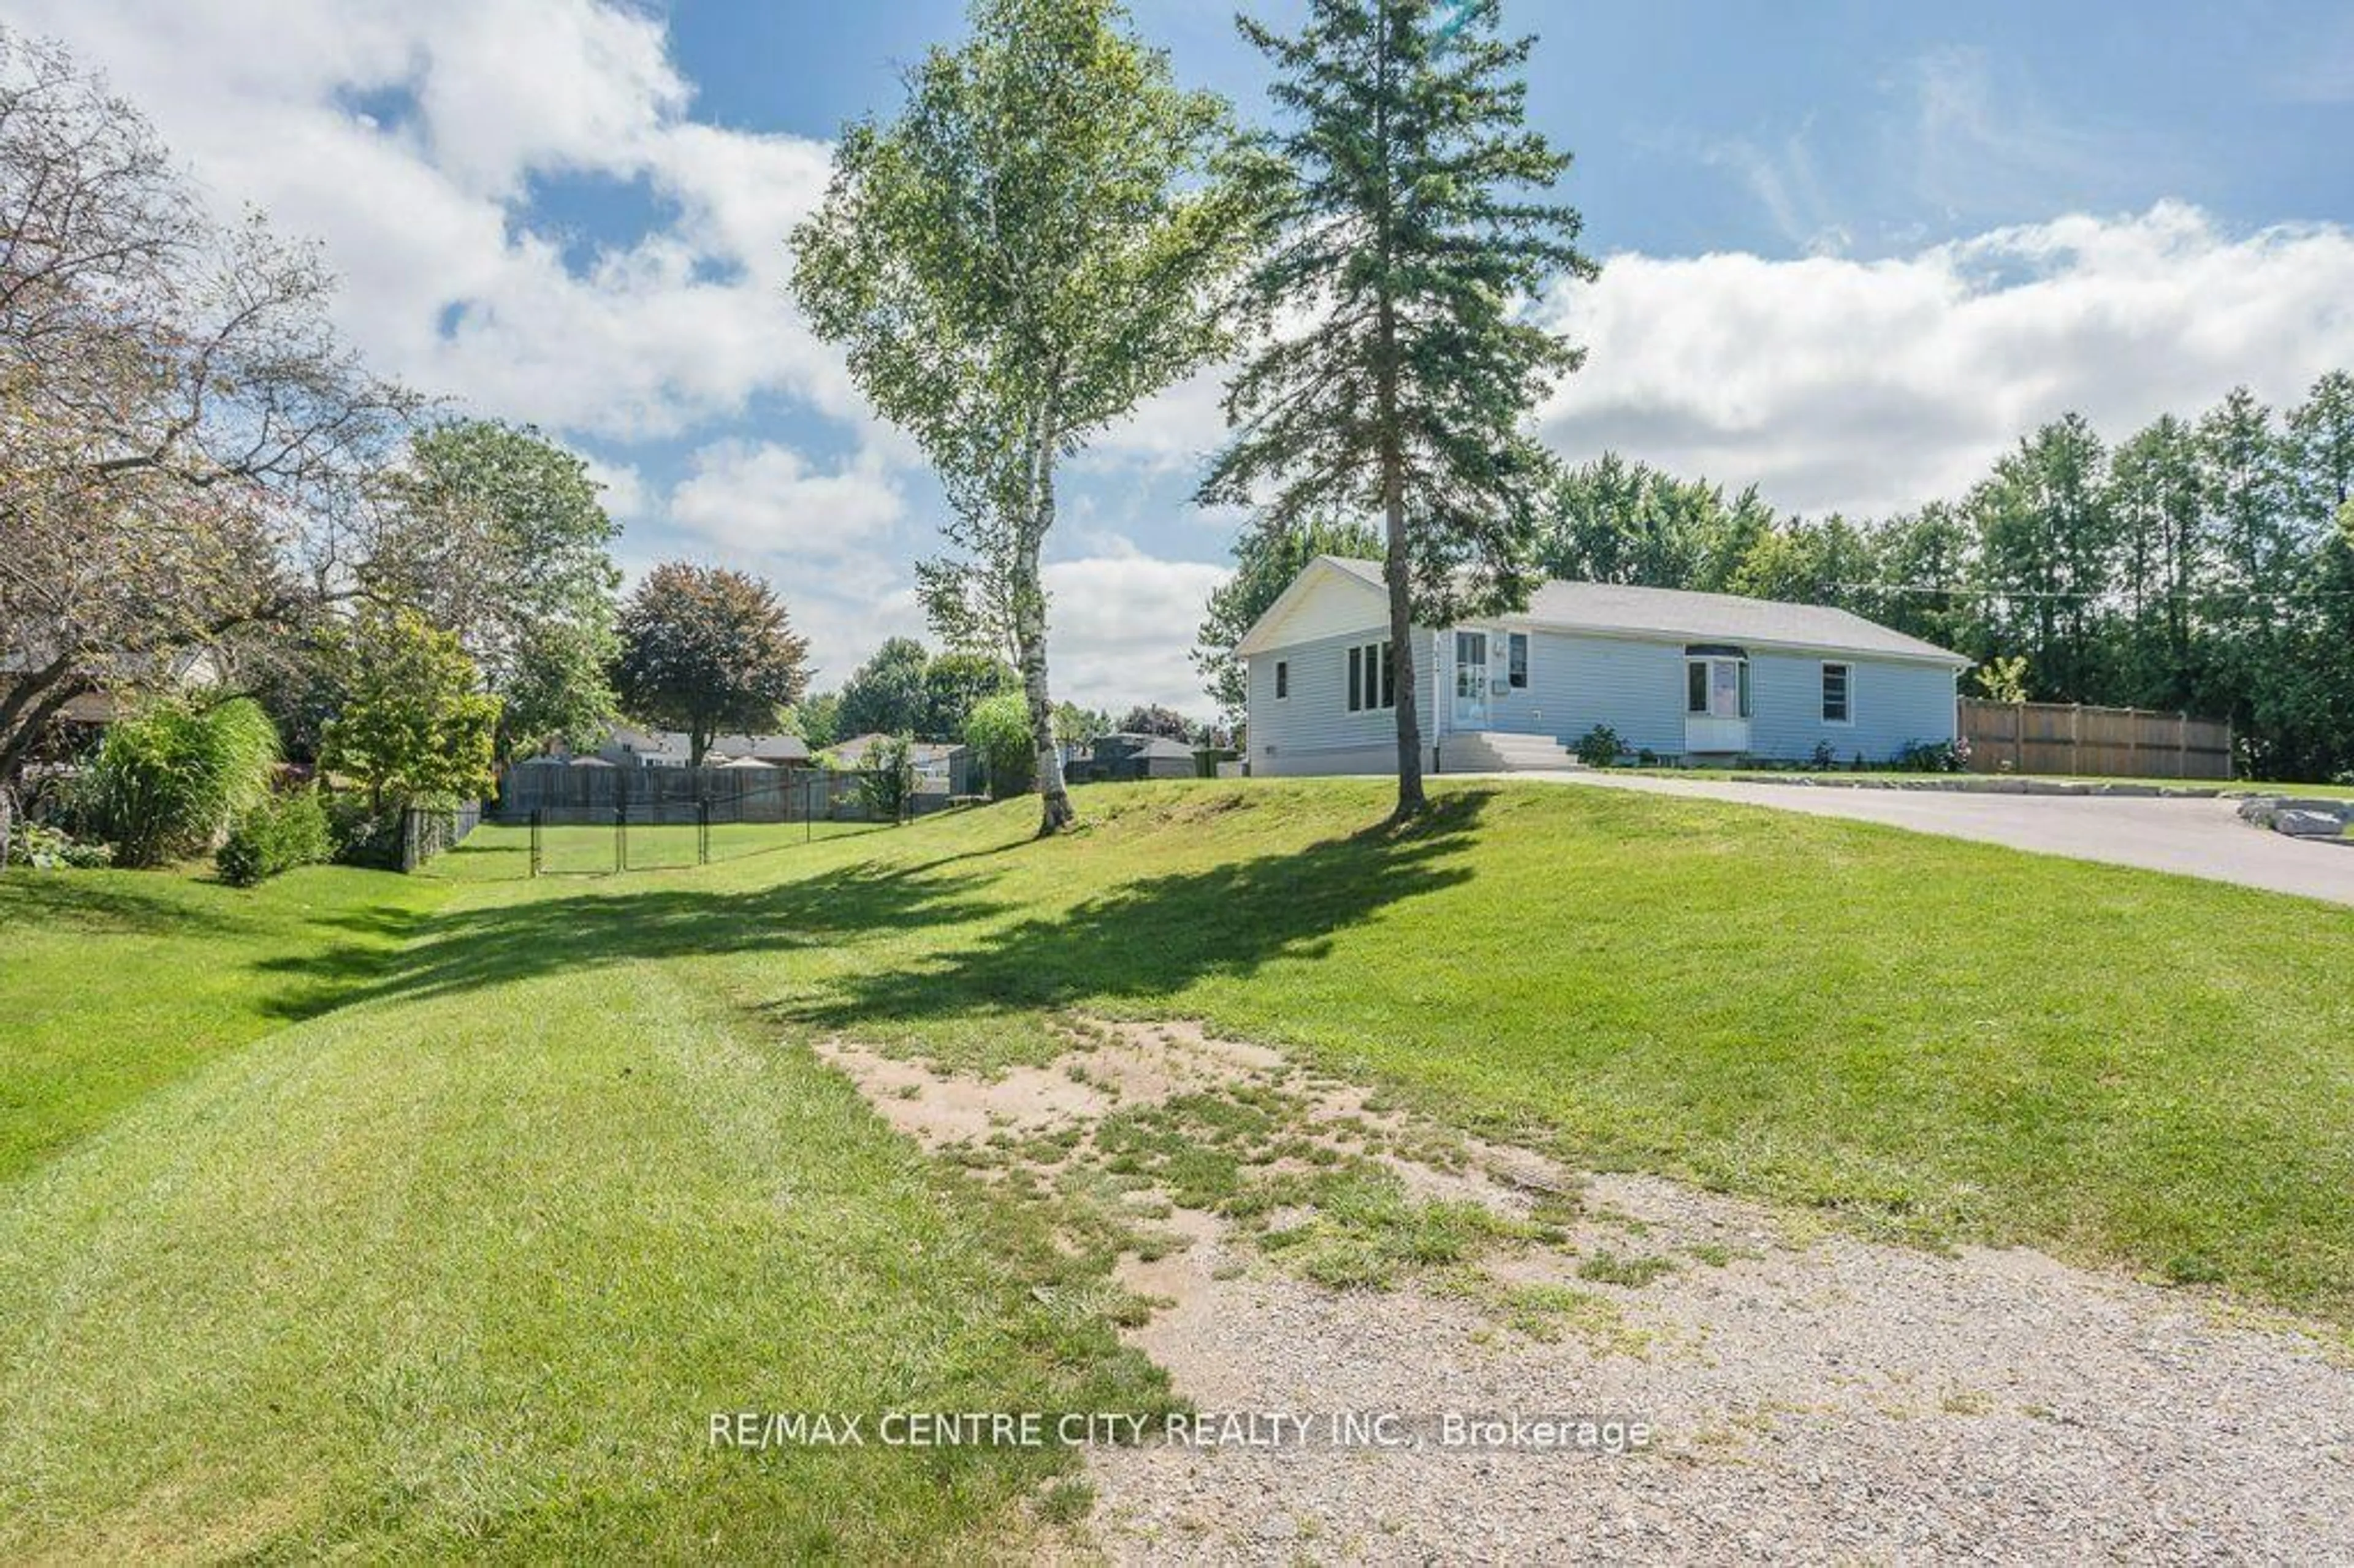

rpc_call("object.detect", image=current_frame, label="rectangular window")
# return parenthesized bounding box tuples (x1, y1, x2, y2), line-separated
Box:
(1507, 633, 1528, 688)
(1349, 639, 1395, 711)
(1686, 660, 1708, 715)
(1274, 660, 1289, 700)
(1821, 662, 1851, 724)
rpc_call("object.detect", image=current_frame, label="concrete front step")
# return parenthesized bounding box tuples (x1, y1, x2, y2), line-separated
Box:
(1438, 731, 1583, 772)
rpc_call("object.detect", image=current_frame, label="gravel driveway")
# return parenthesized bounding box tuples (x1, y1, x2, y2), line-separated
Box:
(820, 1024, 2354, 1565)
(1488, 772, 2354, 907)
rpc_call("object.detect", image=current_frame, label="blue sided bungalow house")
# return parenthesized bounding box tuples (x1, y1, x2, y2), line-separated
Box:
(1237, 557, 1974, 775)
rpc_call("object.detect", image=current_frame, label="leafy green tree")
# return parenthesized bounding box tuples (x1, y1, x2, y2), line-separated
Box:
(1115, 704, 1196, 742)
(792, 0, 1258, 834)
(1539, 456, 1750, 590)
(1869, 501, 1979, 659)
(319, 606, 500, 811)
(612, 563, 810, 766)
(369, 419, 622, 754)
(964, 691, 1037, 798)
(1968, 414, 2112, 701)
(1199, 0, 1594, 818)
(855, 733, 915, 821)
(921, 651, 1019, 740)
(837, 637, 933, 740)
(1052, 701, 1111, 748)
(2108, 414, 2204, 706)
(1193, 514, 1381, 724)
(2287, 371, 2354, 537)
(785, 690, 842, 750)
(2195, 387, 2294, 764)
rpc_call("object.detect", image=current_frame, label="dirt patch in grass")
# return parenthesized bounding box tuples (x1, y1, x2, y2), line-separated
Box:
(821, 1016, 2354, 1564)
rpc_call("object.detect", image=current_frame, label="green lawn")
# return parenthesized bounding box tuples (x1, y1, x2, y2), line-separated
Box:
(0, 862, 451, 1179)
(5, 778, 2353, 1556)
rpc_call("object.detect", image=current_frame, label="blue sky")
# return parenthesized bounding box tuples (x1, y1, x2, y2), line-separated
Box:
(18, 0, 2354, 712)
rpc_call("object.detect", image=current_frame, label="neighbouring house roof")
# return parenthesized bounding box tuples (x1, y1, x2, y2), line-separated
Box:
(0, 645, 225, 726)
(1091, 733, 1195, 761)
(1238, 555, 1973, 668)
(601, 726, 810, 765)
(708, 732, 809, 763)
(833, 733, 963, 765)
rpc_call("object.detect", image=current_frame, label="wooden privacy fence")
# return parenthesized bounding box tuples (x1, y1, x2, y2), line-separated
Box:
(1959, 699, 2232, 780)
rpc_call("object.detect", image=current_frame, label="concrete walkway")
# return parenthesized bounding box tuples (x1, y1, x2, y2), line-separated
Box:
(1485, 770, 2354, 908)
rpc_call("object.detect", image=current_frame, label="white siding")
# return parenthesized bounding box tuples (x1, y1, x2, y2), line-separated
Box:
(1247, 629, 1429, 777)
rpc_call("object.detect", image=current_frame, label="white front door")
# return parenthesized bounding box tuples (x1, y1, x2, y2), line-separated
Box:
(1453, 631, 1489, 728)
(1683, 655, 1751, 753)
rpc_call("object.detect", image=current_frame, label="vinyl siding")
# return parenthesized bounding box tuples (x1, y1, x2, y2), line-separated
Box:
(1466, 628, 1688, 756)
(1744, 651, 1959, 761)
(1456, 626, 1956, 762)
(1247, 628, 1431, 776)
(1250, 624, 1957, 773)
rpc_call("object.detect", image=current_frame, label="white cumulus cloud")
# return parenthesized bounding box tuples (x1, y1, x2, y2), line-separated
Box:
(1539, 202, 2354, 517)
(669, 441, 904, 559)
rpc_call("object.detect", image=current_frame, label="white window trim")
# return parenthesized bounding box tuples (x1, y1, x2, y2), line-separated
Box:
(1347, 639, 1396, 713)
(1821, 660, 1854, 726)
(1685, 655, 1750, 720)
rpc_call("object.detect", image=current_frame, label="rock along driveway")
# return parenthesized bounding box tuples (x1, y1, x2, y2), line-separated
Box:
(1483, 772, 2354, 908)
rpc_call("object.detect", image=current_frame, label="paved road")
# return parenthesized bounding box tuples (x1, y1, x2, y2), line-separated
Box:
(1488, 771, 2354, 908)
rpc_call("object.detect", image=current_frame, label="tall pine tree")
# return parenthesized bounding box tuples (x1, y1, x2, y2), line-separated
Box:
(1198, 0, 1593, 818)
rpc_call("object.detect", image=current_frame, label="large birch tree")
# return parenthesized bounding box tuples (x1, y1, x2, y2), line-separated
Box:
(791, 0, 1255, 834)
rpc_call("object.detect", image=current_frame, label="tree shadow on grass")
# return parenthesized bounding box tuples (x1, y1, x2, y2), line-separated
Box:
(772, 790, 1493, 1031)
(255, 856, 1023, 1019)
(0, 872, 253, 938)
(253, 790, 1494, 1031)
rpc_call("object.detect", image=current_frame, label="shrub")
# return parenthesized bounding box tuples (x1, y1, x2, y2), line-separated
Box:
(77, 696, 280, 867)
(324, 792, 404, 869)
(856, 734, 915, 821)
(1894, 737, 1971, 774)
(216, 788, 333, 887)
(1572, 724, 1625, 769)
(1809, 740, 1838, 770)
(963, 692, 1036, 799)
(7, 821, 113, 870)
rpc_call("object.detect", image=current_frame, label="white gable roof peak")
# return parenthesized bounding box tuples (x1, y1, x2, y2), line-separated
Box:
(1233, 555, 1388, 657)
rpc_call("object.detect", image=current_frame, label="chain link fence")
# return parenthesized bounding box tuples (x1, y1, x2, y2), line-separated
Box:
(492, 766, 940, 879)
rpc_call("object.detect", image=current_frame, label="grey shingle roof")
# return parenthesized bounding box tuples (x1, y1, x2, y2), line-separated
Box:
(1318, 557, 1968, 665)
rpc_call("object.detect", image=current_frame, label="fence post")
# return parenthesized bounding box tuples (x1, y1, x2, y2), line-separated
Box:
(530, 809, 543, 878)
(614, 807, 625, 875)
(698, 798, 710, 867)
